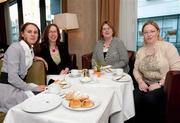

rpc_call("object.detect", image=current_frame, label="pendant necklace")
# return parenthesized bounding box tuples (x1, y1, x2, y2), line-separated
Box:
(52, 48, 56, 52)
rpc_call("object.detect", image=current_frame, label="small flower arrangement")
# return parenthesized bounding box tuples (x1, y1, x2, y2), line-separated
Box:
(93, 60, 104, 77)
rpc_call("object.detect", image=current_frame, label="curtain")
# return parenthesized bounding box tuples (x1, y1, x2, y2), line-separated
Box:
(0, 3, 7, 45)
(118, 0, 137, 51)
(98, 0, 120, 38)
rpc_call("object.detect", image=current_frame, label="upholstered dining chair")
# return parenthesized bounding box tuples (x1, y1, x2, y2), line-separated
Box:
(81, 52, 93, 69)
(127, 50, 136, 86)
(69, 53, 78, 69)
(164, 70, 180, 123)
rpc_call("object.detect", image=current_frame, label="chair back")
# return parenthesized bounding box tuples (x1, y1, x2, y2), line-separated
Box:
(25, 61, 46, 85)
(82, 52, 93, 69)
(69, 54, 78, 69)
(0, 59, 3, 76)
(164, 71, 180, 123)
(127, 50, 135, 73)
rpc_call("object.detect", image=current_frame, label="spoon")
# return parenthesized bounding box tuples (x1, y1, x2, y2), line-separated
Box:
(116, 75, 125, 81)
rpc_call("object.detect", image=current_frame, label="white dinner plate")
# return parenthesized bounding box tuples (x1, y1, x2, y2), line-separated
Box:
(112, 74, 131, 82)
(22, 94, 62, 113)
(45, 90, 65, 96)
(62, 98, 100, 111)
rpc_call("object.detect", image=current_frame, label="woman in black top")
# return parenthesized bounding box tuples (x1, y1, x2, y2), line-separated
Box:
(40, 24, 71, 75)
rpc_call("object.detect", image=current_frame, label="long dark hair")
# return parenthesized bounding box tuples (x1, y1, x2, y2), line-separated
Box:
(41, 24, 61, 48)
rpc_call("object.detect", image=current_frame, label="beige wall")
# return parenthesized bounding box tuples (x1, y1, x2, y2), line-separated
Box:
(67, 0, 97, 69)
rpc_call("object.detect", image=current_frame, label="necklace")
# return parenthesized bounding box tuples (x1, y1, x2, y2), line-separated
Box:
(50, 46, 57, 53)
(52, 48, 56, 52)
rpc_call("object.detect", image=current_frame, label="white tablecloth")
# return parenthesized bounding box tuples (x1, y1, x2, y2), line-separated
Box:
(4, 87, 118, 123)
(62, 72, 135, 123)
(4, 72, 135, 123)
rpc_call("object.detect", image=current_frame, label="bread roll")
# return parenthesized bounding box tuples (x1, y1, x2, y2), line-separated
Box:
(81, 99, 94, 108)
(69, 99, 82, 108)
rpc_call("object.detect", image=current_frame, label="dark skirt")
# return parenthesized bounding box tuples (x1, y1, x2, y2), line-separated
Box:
(133, 87, 165, 123)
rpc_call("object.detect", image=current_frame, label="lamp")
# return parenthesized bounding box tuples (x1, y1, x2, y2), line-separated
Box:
(53, 13, 79, 30)
(0, 0, 7, 3)
(53, 13, 79, 55)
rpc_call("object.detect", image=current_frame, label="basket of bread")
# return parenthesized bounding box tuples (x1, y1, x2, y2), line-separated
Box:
(63, 91, 97, 110)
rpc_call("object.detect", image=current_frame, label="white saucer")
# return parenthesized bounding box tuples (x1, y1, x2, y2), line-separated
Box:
(69, 73, 81, 78)
(80, 77, 92, 83)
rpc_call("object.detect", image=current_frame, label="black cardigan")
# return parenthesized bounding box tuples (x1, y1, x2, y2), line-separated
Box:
(40, 43, 71, 75)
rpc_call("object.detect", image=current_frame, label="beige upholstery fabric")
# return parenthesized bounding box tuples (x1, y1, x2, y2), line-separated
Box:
(0, 59, 5, 123)
(0, 112, 5, 123)
(25, 60, 46, 85)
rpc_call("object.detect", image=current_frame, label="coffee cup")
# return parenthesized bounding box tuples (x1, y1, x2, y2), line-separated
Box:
(45, 83, 61, 94)
(71, 69, 79, 76)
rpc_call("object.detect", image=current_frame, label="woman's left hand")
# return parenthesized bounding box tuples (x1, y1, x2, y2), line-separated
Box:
(148, 83, 161, 91)
(64, 67, 69, 73)
(60, 67, 69, 75)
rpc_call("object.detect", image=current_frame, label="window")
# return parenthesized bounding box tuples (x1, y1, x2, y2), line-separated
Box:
(7, 0, 62, 44)
(45, 0, 63, 42)
(9, 3, 19, 42)
(45, 0, 54, 24)
(22, 0, 40, 29)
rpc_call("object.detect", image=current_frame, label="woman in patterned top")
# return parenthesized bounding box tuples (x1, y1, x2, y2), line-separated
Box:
(133, 21, 180, 123)
(92, 21, 129, 73)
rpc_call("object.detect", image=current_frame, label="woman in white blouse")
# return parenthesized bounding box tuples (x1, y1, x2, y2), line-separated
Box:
(0, 22, 46, 113)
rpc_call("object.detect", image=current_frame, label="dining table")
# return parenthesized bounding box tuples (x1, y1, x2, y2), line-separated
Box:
(3, 69, 135, 123)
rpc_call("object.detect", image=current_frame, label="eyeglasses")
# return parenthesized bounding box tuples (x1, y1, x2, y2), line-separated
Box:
(143, 30, 157, 36)
(49, 30, 57, 34)
(102, 27, 111, 31)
